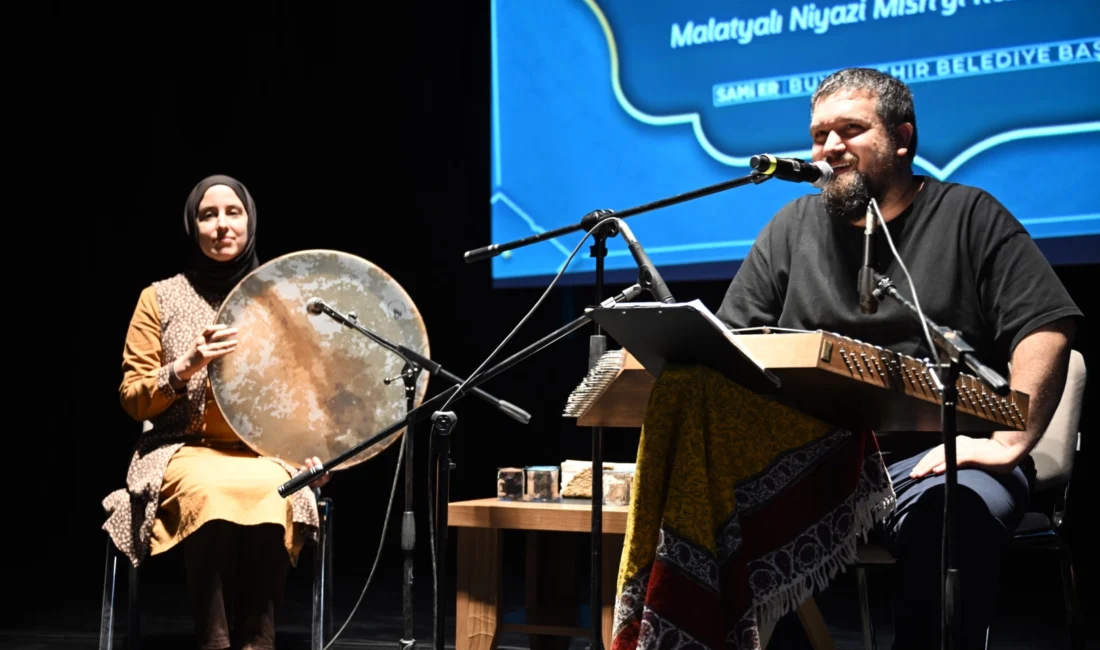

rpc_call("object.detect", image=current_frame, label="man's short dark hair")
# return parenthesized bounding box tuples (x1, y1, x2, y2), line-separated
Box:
(811, 68, 918, 161)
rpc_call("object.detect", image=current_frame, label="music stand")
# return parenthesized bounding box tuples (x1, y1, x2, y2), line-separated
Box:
(585, 300, 781, 394)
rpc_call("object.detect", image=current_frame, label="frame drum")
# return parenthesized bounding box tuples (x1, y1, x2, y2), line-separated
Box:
(208, 249, 430, 469)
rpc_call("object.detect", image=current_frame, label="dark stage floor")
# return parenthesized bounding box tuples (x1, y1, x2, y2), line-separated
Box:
(5, 540, 1093, 650)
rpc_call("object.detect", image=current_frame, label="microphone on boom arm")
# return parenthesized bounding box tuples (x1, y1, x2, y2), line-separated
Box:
(749, 154, 833, 188)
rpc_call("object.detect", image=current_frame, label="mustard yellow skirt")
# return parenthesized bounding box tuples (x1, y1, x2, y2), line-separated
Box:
(150, 444, 304, 563)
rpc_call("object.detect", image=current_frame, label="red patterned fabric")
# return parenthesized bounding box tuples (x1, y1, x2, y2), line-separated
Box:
(611, 366, 895, 650)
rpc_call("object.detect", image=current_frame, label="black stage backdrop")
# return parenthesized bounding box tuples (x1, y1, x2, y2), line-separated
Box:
(13, 0, 1096, 635)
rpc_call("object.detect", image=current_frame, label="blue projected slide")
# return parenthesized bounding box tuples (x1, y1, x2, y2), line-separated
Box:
(490, 0, 1100, 286)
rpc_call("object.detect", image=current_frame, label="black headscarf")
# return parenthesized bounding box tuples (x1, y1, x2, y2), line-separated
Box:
(182, 174, 260, 294)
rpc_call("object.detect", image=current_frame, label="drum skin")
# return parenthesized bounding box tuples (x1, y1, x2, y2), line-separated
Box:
(208, 249, 430, 469)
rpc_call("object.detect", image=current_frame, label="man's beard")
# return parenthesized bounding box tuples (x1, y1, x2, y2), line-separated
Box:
(820, 150, 897, 225)
(821, 171, 874, 225)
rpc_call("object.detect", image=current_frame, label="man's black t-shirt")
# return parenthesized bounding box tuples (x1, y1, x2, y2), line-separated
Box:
(715, 176, 1082, 454)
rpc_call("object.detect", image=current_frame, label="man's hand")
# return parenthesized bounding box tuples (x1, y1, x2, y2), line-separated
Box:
(910, 436, 1021, 479)
(911, 317, 1078, 481)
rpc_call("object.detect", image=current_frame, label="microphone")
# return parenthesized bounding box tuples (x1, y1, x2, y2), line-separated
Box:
(280, 462, 325, 498)
(611, 218, 675, 303)
(749, 154, 833, 188)
(395, 343, 533, 425)
(859, 201, 878, 314)
(308, 296, 534, 425)
(606, 282, 645, 306)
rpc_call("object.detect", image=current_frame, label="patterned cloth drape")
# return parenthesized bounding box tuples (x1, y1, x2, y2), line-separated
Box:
(611, 365, 896, 650)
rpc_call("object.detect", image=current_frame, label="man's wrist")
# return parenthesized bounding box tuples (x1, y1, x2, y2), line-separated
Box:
(989, 433, 1031, 466)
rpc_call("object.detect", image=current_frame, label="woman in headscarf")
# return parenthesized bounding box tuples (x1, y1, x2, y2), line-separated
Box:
(102, 174, 330, 650)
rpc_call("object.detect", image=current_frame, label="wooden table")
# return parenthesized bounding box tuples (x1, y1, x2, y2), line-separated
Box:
(448, 497, 628, 650)
(448, 497, 835, 650)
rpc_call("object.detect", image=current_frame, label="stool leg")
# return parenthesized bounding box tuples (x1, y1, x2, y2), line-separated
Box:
(325, 499, 334, 641)
(856, 567, 876, 650)
(1058, 537, 1082, 650)
(99, 538, 120, 650)
(128, 559, 141, 650)
(795, 598, 836, 650)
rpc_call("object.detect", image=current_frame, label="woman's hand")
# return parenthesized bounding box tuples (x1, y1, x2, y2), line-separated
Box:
(302, 456, 332, 488)
(173, 324, 238, 381)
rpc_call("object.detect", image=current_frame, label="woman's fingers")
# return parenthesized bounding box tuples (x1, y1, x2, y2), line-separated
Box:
(199, 340, 238, 360)
(207, 327, 239, 342)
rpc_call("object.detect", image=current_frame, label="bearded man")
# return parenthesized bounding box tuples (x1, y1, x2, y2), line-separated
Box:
(716, 68, 1081, 649)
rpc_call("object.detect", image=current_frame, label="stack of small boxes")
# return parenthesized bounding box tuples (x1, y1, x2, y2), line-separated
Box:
(497, 462, 633, 506)
(496, 466, 561, 502)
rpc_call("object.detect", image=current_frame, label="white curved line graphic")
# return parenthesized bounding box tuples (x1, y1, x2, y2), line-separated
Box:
(584, 0, 1100, 180)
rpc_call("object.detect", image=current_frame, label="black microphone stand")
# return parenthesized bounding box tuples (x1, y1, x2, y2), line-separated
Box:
(392, 359, 421, 650)
(304, 299, 532, 650)
(465, 172, 773, 650)
(868, 274, 1009, 650)
(465, 173, 773, 264)
(429, 409, 455, 650)
(283, 285, 644, 650)
(587, 213, 611, 650)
